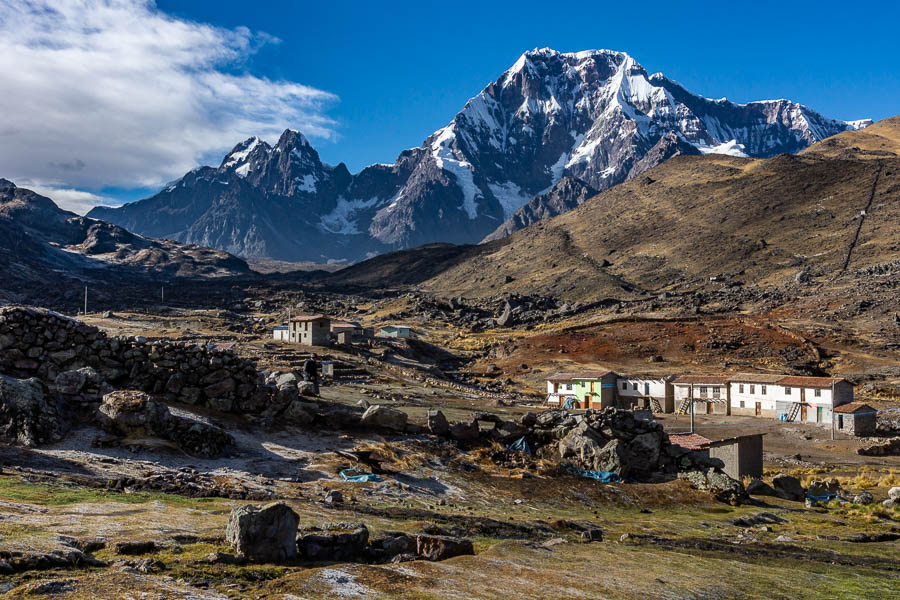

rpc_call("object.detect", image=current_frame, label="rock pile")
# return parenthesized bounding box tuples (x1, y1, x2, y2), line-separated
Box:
(0, 306, 268, 414)
(97, 391, 234, 458)
(225, 503, 475, 565)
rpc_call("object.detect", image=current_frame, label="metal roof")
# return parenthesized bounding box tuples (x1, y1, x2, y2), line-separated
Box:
(776, 376, 847, 388)
(728, 373, 786, 384)
(832, 402, 875, 414)
(290, 314, 329, 322)
(668, 433, 711, 450)
(547, 370, 614, 381)
(672, 375, 729, 385)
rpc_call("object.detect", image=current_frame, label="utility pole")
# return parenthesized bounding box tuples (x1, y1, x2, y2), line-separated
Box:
(83, 285, 87, 315)
(831, 380, 836, 441)
(690, 384, 695, 434)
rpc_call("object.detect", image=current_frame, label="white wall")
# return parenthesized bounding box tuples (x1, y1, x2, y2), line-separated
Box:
(729, 382, 778, 412)
(617, 378, 667, 397)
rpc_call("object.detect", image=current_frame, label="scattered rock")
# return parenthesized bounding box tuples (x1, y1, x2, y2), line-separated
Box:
(427, 409, 449, 436)
(113, 540, 157, 555)
(745, 479, 776, 497)
(678, 469, 745, 505)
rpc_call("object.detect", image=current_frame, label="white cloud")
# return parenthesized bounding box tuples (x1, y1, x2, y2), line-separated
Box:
(26, 185, 120, 215)
(0, 0, 337, 209)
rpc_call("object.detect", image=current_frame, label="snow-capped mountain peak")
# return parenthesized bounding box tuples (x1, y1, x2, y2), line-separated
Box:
(89, 47, 870, 262)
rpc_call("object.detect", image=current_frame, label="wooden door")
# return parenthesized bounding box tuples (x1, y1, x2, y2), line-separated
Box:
(755, 402, 761, 416)
(800, 404, 808, 421)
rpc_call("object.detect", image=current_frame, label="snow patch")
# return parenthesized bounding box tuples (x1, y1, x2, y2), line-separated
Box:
(234, 163, 250, 177)
(695, 139, 748, 157)
(844, 119, 873, 130)
(487, 181, 531, 217)
(319, 196, 381, 235)
(431, 126, 481, 219)
(223, 137, 260, 168)
(295, 174, 317, 193)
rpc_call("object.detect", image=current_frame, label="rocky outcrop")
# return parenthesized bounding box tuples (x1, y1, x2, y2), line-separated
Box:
(225, 502, 300, 563)
(415, 534, 475, 561)
(0, 374, 66, 446)
(0, 306, 270, 415)
(772, 474, 805, 502)
(678, 469, 745, 505)
(97, 391, 234, 458)
(297, 523, 370, 562)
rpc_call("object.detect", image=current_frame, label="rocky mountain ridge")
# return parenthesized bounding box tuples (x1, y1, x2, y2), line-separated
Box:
(0, 179, 250, 305)
(89, 48, 869, 262)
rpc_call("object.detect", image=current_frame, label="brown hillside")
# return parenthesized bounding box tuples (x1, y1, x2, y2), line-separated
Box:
(344, 117, 899, 301)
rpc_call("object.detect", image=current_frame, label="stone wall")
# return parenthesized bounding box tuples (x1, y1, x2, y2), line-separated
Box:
(0, 306, 269, 413)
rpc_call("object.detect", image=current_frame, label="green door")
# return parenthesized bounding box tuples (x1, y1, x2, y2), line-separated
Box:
(816, 406, 823, 423)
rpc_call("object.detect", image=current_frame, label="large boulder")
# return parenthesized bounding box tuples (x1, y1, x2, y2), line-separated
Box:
(415, 534, 474, 561)
(427, 409, 449, 436)
(360, 405, 408, 431)
(679, 469, 745, 505)
(746, 479, 777, 497)
(226, 502, 299, 563)
(449, 419, 481, 442)
(297, 523, 369, 561)
(97, 391, 233, 458)
(0, 374, 67, 446)
(772, 474, 805, 502)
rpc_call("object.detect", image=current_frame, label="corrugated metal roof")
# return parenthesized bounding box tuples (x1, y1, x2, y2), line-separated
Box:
(547, 370, 614, 381)
(728, 373, 786, 383)
(776, 376, 846, 388)
(672, 375, 729, 384)
(290, 314, 328, 322)
(833, 402, 874, 414)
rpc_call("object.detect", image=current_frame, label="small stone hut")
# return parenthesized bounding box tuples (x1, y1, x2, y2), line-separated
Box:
(833, 402, 877, 437)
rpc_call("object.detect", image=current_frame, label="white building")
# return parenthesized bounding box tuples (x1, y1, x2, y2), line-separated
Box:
(673, 375, 731, 415)
(546, 373, 578, 407)
(728, 373, 785, 418)
(720, 373, 854, 423)
(273, 325, 289, 341)
(378, 325, 412, 339)
(616, 375, 674, 412)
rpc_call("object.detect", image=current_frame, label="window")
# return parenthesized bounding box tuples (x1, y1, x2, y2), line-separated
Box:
(784, 386, 791, 395)
(838, 415, 844, 429)
(622, 381, 627, 390)
(750, 385, 755, 394)
(814, 389, 821, 397)
(740, 400, 745, 408)
(761, 385, 767, 395)
(644, 383, 650, 395)
(739, 384, 744, 393)
(713, 387, 721, 398)
(632, 382, 638, 391)
(700, 387, 707, 396)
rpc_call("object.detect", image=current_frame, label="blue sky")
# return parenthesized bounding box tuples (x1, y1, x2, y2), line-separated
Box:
(2, 0, 898, 210)
(159, 0, 899, 173)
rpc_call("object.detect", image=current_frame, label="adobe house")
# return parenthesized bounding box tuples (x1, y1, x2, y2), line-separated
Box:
(833, 402, 877, 437)
(289, 314, 331, 346)
(616, 374, 675, 412)
(708, 433, 764, 480)
(673, 375, 730, 415)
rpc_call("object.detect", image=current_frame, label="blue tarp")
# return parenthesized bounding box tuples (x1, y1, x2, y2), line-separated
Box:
(565, 465, 621, 483)
(507, 437, 532, 454)
(806, 490, 838, 502)
(563, 397, 577, 410)
(339, 469, 382, 482)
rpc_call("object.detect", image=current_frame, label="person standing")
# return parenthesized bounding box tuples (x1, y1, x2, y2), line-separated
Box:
(303, 353, 320, 396)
